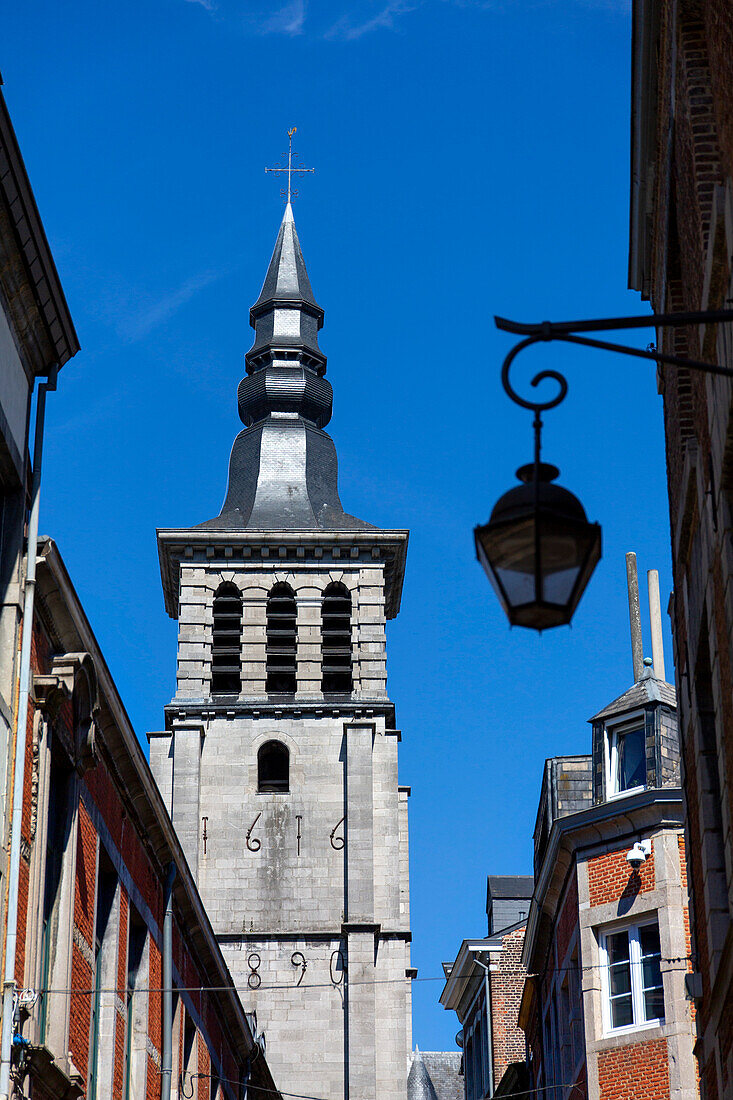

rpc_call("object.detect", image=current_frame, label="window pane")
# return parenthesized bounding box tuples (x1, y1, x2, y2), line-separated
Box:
(607, 931, 630, 965)
(640, 923, 664, 1022)
(642, 954, 662, 989)
(610, 963, 632, 996)
(643, 988, 665, 1021)
(617, 727, 646, 790)
(611, 995, 633, 1028)
(639, 923, 660, 955)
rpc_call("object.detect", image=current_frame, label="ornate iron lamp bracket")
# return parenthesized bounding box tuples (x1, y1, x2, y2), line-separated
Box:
(497, 309, 733, 396)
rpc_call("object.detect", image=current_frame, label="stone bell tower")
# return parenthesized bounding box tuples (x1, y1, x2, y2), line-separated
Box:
(150, 201, 412, 1100)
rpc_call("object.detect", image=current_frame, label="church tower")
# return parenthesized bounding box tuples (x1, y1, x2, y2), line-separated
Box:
(150, 199, 412, 1100)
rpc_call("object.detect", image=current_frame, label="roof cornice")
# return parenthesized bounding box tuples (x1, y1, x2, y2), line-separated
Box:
(157, 527, 409, 620)
(0, 87, 79, 372)
(522, 786, 684, 972)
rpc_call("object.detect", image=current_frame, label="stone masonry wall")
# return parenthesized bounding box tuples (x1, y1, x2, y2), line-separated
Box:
(156, 545, 413, 1100)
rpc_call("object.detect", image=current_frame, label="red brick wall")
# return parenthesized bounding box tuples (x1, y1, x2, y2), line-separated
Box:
(587, 845, 655, 907)
(598, 1038, 669, 1100)
(199, 1039, 211, 1100)
(68, 800, 97, 1081)
(490, 926, 527, 1084)
(22, 608, 249, 1099)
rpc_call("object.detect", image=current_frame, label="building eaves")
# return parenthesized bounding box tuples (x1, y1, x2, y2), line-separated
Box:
(522, 785, 683, 973)
(628, 0, 662, 297)
(439, 938, 500, 1011)
(35, 537, 278, 1092)
(589, 675, 676, 722)
(0, 86, 79, 370)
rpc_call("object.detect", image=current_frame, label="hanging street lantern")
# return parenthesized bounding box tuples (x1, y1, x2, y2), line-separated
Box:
(480, 309, 733, 631)
(475, 461, 601, 630)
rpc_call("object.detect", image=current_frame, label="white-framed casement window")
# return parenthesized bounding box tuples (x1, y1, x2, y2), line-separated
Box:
(605, 715, 647, 797)
(600, 920, 664, 1033)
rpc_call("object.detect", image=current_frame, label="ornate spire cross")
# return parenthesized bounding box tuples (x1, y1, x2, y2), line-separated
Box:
(265, 127, 315, 204)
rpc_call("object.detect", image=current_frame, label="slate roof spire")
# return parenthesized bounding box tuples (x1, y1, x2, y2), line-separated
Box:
(246, 202, 326, 375)
(195, 204, 374, 531)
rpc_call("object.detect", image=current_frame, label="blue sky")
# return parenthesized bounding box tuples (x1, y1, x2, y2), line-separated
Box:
(5, 0, 671, 1053)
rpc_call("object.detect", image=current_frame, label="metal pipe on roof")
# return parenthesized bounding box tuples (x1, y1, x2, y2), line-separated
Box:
(626, 552, 644, 682)
(647, 569, 666, 681)
(0, 367, 57, 1100)
(161, 862, 176, 1100)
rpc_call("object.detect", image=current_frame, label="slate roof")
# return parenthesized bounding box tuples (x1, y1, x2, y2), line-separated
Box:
(192, 203, 377, 533)
(408, 1050, 462, 1100)
(590, 667, 676, 722)
(487, 875, 534, 899)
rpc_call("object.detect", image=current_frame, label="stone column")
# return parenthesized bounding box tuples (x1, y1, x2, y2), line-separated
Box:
(344, 722, 377, 1100)
(355, 566, 388, 700)
(175, 568, 212, 700)
(297, 585, 323, 697)
(171, 720, 204, 879)
(241, 585, 267, 696)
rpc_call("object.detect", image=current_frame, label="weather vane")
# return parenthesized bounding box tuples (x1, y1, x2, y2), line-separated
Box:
(265, 127, 315, 204)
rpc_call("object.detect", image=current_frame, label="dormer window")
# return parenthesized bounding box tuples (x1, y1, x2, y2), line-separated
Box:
(608, 720, 646, 796)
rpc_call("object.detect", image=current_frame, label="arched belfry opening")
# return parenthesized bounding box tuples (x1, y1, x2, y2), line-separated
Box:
(266, 583, 297, 694)
(211, 583, 242, 694)
(321, 583, 352, 694)
(258, 740, 290, 793)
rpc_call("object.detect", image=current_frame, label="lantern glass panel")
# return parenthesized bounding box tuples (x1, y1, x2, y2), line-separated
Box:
(489, 517, 537, 607)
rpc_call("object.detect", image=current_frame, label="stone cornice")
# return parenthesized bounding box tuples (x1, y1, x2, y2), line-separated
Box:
(522, 787, 684, 973)
(162, 698, 396, 729)
(0, 88, 79, 372)
(157, 527, 409, 620)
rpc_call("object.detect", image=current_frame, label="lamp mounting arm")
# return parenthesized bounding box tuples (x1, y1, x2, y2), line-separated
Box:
(495, 308, 733, 384)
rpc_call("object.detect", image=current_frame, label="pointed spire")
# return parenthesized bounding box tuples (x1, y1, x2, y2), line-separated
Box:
(194, 204, 375, 533)
(246, 203, 325, 374)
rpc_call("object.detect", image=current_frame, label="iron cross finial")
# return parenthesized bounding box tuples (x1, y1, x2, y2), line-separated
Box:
(265, 127, 315, 204)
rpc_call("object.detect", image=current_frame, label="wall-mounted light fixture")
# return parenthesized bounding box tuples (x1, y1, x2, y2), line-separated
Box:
(476, 310, 733, 631)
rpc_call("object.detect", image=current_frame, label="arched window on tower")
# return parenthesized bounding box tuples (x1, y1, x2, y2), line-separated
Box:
(258, 740, 290, 793)
(321, 583, 352, 694)
(266, 583, 297, 694)
(211, 583, 242, 694)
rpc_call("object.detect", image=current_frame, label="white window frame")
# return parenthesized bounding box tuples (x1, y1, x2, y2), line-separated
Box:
(599, 919, 665, 1035)
(604, 712, 646, 799)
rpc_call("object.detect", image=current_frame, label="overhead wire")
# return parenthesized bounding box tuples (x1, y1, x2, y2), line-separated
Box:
(32, 954, 694, 996)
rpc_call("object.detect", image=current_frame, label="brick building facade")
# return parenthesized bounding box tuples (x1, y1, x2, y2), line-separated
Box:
(0, 82, 79, 933)
(628, 3, 733, 1097)
(440, 876, 533, 1100)
(10, 537, 282, 1100)
(519, 665, 697, 1100)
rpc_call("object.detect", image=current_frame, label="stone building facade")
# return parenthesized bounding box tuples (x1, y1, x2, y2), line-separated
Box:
(14, 537, 281, 1100)
(150, 202, 413, 1100)
(519, 666, 697, 1100)
(628, 3, 733, 1096)
(440, 877, 533, 1100)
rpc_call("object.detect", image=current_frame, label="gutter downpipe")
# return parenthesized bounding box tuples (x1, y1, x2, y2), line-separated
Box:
(161, 862, 176, 1100)
(0, 367, 58, 1100)
(473, 955, 495, 1099)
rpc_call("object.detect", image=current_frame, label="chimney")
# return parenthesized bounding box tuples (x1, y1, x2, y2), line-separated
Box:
(626, 552, 644, 682)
